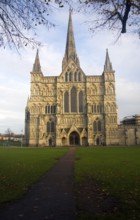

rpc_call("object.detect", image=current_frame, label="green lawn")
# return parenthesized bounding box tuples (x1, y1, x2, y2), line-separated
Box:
(75, 147, 140, 220)
(0, 147, 68, 203)
(0, 146, 140, 220)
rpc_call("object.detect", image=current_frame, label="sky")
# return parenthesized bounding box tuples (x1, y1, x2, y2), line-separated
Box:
(0, 7, 140, 134)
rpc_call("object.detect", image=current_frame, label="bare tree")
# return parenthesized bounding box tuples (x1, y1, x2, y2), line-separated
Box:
(0, 0, 68, 50)
(78, 0, 140, 37)
(2, 0, 139, 50)
(5, 128, 13, 141)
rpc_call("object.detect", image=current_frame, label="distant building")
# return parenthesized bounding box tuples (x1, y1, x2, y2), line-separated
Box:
(0, 134, 23, 142)
(24, 12, 140, 146)
(0, 134, 3, 141)
(119, 115, 140, 145)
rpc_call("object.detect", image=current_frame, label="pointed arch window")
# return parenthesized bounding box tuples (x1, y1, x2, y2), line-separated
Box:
(51, 121, 55, 132)
(97, 105, 100, 113)
(47, 121, 55, 133)
(64, 91, 69, 112)
(74, 72, 77, 81)
(65, 72, 68, 82)
(45, 105, 56, 114)
(51, 106, 53, 114)
(79, 91, 83, 112)
(78, 72, 81, 81)
(48, 105, 50, 114)
(92, 104, 96, 113)
(69, 72, 72, 81)
(93, 121, 97, 132)
(100, 105, 103, 113)
(47, 121, 51, 133)
(93, 120, 102, 133)
(51, 105, 56, 114)
(71, 87, 77, 112)
(98, 121, 101, 131)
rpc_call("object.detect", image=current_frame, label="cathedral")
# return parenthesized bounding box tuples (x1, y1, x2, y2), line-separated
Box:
(24, 12, 140, 147)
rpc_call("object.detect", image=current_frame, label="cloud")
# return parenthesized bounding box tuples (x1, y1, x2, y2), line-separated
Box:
(116, 78, 140, 120)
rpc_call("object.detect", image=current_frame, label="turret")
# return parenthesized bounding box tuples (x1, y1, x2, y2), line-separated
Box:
(104, 49, 113, 72)
(32, 49, 42, 74)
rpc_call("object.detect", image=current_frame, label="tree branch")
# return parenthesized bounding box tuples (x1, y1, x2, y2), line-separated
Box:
(121, 0, 132, 33)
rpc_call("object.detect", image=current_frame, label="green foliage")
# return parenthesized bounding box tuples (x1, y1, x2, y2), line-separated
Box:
(0, 147, 67, 203)
(75, 147, 140, 220)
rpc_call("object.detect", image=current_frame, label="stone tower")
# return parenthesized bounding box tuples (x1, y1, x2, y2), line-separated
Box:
(102, 49, 118, 145)
(24, 12, 119, 146)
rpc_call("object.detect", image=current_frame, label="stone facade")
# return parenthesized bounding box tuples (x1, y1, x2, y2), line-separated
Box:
(24, 12, 139, 146)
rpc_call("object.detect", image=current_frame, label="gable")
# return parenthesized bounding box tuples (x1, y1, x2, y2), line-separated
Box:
(58, 60, 86, 83)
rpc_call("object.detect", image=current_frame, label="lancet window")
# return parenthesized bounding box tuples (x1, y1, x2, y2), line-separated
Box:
(78, 72, 81, 81)
(63, 88, 84, 113)
(45, 105, 56, 114)
(71, 87, 77, 112)
(64, 91, 69, 112)
(93, 120, 102, 133)
(74, 72, 77, 81)
(69, 72, 72, 81)
(79, 91, 83, 112)
(47, 121, 55, 133)
(65, 72, 68, 82)
(65, 71, 82, 82)
(92, 104, 103, 113)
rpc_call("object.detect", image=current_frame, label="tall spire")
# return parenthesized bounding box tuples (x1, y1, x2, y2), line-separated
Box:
(104, 49, 113, 72)
(62, 10, 79, 70)
(32, 49, 42, 73)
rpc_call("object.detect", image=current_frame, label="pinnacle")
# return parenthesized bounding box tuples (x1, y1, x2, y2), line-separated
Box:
(32, 49, 42, 73)
(104, 49, 113, 72)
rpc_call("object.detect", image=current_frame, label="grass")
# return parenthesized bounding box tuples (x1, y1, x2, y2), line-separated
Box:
(1, 146, 140, 219)
(75, 147, 140, 220)
(0, 147, 68, 203)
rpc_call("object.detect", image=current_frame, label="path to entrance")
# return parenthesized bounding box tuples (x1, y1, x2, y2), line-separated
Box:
(0, 148, 76, 220)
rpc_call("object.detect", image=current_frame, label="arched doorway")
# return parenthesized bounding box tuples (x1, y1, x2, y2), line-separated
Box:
(62, 137, 66, 145)
(82, 137, 87, 146)
(49, 138, 52, 146)
(96, 137, 100, 145)
(69, 131, 80, 145)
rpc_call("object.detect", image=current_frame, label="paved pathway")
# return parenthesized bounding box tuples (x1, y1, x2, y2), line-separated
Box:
(0, 148, 76, 220)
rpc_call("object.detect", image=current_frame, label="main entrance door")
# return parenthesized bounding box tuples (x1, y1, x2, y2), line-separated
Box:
(69, 131, 80, 145)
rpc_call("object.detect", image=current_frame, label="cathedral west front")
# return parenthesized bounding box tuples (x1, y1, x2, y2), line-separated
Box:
(24, 12, 140, 147)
